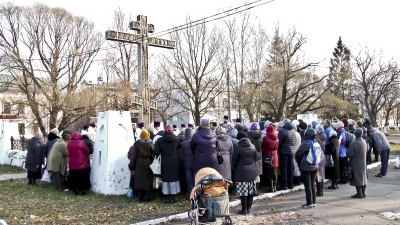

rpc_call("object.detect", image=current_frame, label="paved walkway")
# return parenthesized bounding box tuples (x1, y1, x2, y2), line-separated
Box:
(158, 162, 400, 225)
(0, 172, 26, 181)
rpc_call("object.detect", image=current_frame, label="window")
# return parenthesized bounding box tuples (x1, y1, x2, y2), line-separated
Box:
(18, 104, 25, 114)
(3, 102, 11, 114)
(32, 123, 38, 134)
(18, 123, 25, 135)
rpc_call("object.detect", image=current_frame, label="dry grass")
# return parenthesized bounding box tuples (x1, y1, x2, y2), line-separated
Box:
(0, 165, 25, 174)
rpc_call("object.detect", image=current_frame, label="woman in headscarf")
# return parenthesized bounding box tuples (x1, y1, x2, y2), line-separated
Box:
(67, 131, 90, 195)
(129, 129, 155, 202)
(215, 126, 233, 180)
(261, 125, 279, 192)
(25, 132, 44, 185)
(232, 131, 257, 215)
(155, 125, 181, 204)
(247, 122, 263, 193)
(346, 128, 367, 198)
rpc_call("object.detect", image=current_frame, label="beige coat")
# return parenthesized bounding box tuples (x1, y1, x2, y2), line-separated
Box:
(47, 140, 68, 176)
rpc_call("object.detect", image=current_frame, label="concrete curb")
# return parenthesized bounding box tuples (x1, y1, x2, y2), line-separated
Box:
(132, 160, 396, 225)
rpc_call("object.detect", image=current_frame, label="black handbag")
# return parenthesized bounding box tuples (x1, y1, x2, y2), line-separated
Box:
(263, 156, 274, 166)
(216, 140, 224, 164)
(325, 154, 335, 167)
(343, 164, 353, 180)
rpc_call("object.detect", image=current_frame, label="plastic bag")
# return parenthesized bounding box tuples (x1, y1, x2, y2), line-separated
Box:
(126, 188, 134, 198)
(150, 155, 161, 175)
(41, 170, 52, 183)
(394, 156, 400, 169)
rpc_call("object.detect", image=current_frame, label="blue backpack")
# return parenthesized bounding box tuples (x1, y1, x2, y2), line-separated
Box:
(303, 140, 323, 165)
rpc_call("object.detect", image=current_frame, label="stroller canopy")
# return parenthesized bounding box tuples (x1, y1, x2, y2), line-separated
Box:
(190, 167, 228, 199)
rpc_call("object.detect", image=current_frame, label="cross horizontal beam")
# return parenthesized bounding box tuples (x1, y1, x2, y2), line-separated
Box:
(105, 30, 176, 49)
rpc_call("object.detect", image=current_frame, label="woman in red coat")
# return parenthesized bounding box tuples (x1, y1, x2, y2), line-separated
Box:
(261, 125, 279, 192)
(67, 131, 90, 195)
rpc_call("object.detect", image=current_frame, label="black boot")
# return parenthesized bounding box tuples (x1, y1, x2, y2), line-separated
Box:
(273, 181, 277, 192)
(79, 189, 86, 196)
(328, 180, 338, 189)
(138, 190, 144, 202)
(247, 195, 254, 214)
(267, 180, 273, 193)
(316, 181, 323, 196)
(144, 191, 151, 202)
(238, 196, 247, 215)
(170, 195, 176, 203)
(28, 179, 32, 185)
(31, 179, 37, 186)
(351, 186, 363, 198)
(361, 186, 366, 198)
(164, 195, 170, 204)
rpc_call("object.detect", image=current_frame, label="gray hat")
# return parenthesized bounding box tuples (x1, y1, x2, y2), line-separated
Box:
(354, 127, 363, 138)
(200, 118, 210, 126)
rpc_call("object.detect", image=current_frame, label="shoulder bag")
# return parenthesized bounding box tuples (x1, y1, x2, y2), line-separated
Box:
(216, 140, 224, 164)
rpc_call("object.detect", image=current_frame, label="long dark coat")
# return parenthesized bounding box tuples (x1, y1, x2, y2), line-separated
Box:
(232, 138, 257, 182)
(347, 137, 367, 186)
(216, 134, 233, 180)
(154, 133, 181, 182)
(25, 137, 43, 172)
(325, 135, 340, 181)
(247, 130, 263, 175)
(129, 139, 155, 191)
(190, 128, 219, 175)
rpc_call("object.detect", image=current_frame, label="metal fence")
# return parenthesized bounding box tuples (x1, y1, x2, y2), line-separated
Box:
(10, 136, 30, 151)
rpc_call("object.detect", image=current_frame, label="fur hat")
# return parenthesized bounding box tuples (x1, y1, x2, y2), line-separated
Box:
(267, 125, 274, 133)
(236, 131, 248, 140)
(299, 122, 308, 130)
(200, 118, 210, 126)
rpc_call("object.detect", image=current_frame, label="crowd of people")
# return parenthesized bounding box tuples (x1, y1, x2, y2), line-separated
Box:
(127, 116, 391, 213)
(25, 124, 96, 195)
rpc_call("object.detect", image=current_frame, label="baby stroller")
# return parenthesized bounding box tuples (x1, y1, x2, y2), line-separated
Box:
(188, 168, 233, 225)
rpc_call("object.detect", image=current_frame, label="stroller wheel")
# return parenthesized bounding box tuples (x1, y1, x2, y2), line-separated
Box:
(188, 209, 199, 225)
(222, 216, 232, 225)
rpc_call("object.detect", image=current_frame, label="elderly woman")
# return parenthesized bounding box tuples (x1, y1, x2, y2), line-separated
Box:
(346, 128, 367, 198)
(155, 125, 181, 204)
(247, 122, 263, 193)
(325, 130, 340, 189)
(191, 119, 220, 175)
(47, 131, 71, 190)
(232, 131, 257, 215)
(215, 126, 233, 180)
(295, 129, 319, 209)
(25, 132, 44, 185)
(67, 131, 90, 195)
(129, 129, 155, 202)
(314, 124, 326, 197)
(262, 125, 279, 192)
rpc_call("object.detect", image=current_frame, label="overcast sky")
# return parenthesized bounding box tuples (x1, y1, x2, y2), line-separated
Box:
(4, 0, 400, 81)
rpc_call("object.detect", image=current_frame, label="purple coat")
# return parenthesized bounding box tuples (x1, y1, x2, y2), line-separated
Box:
(190, 127, 219, 175)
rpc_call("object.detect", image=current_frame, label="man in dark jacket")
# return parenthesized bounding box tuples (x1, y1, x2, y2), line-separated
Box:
(278, 118, 297, 190)
(82, 133, 94, 170)
(298, 122, 307, 143)
(26, 132, 44, 185)
(295, 129, 319, 209)
(181, 128, 195, 199)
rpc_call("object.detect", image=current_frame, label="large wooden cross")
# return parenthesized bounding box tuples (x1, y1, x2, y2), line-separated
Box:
(105, 15, 175, 125)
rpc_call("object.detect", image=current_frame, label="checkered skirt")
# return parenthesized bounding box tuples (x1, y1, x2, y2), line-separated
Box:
(236, 180, 258, 196)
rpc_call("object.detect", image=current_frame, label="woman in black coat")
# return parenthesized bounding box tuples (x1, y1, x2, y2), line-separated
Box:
(325, 129, 340, 189)
(232, 132, 257, 215)
(154, 125, 181, 204)
(25, 132, 44, 185)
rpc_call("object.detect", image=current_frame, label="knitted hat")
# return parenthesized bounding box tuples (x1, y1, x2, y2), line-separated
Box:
(354, 127, 363, 138)
(216, 126, 226, 135)
(315, 124, 324, 133)
(236, 131, 248, 140)
(200, 118, 210, 126)
(165, 125, 172, 134)
(267, 125, 274, 133)
(235, 124, 244, 132)
(299, 122, 308, 130)
(140, 129, 150, 139)
(226, 123, 234, 130)
(138, 122, 144, 129)
(50, 128, 59, 135)
(250, 122, 260, 131)
(305, 128, 317, 140)
(311, 121, 319, 129)
(292, 120, 299, 126)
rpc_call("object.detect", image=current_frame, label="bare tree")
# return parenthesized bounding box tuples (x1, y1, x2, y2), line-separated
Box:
(353, 48, 400, 126)
(262, 27, 328, 121)
(159, 19, 226, 126)
(0, 3, 103, 132)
